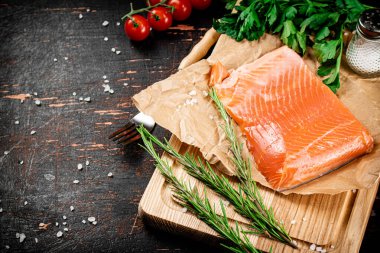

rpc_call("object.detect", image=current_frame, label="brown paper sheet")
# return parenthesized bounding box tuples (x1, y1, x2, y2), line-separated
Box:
(133, 34, 380, 195)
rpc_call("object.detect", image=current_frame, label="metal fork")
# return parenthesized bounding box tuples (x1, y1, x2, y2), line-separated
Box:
(109, 112, 155, 145)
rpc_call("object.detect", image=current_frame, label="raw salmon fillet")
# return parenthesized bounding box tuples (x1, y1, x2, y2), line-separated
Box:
(212, 46, 374, 191)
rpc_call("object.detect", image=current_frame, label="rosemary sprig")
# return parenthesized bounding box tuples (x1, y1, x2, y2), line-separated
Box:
(139, 130, 262, 253)
(138, 126, 295, 248)
(209, 88, 296, 248)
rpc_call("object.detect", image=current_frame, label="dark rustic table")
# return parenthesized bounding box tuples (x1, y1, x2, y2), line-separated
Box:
(0, 1, 379, 252)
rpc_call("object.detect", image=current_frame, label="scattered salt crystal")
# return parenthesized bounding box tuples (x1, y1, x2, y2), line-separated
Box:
(116, 51, 121, 55)
(63, 215, 67, 220)
(35, 100, 41, 106)
(85, 160, 89, 166)
(202, 90, 208, 97)
(55, 222, 59, 226)
(56, 231, 63, 237)
(330, 245, 335, 249)
(188, 90, 196, 96)
(73, 180, 79, 184)
(64, 228, 69, 232)
(116, 22, 120, 26)
(30, 130, 36, 135)
(102, 20, 109, 27)
(24, 201, 28, 205)
(316, 246, 322, 252)
(102, 75, 107, 79)
(79, 97, 83, 101)
(290, 220, 296, 225)
(4, 151, 10, 155)
(19, 233, 26, 243)
(208, 115, 214, 120)
(16, 233, 20, 238)
(53, 58, 58, 62)
(84, 97, 91, 102)
(70, 206, 74, 211)
(44, 174, 55, 181)
(92, 221, 97, 225)
(104, 79, 109, 83)
(33, 92, 38, 96)
(352, 189, 357, 193)
(310, 244, 316, 251)
(302, 217, 307, 222)
(0, 208, 3, 212)
(82, 219, 86, 224)
(86, 8, 90, 12)
(64, 57, 68, 60)
(72, 92, 77, 96)
(77, 163, 83, 170)
(321, 249, 326, 253)
(20, 100, 24, 104)
(181, 207, 187, 213)
(62, 222, 67, 225)
(104, 37, 108, 41)
(109, 89, 114, 94)
(88, 217, 96, 222)
(35, 238, 38, 243)
(108, 172, 113, 177)
(103, 84, 111, 92)
(5, 245, 10, 249)
(111, 48, 116, 52)
(78, 14, 83, 19)
(123, 83, 128, 86)
(15, 120, 20, 125)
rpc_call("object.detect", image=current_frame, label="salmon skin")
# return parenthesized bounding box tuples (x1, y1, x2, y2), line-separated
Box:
(212, 46, 374, 191)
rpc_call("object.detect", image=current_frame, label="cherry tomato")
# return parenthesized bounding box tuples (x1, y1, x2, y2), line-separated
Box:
(148, 7, 173, 31)
(167, 0, 192, 21)
(190, 0, 212, 10)
(148, 0, 162, 5)
(124, 15, 151, 41)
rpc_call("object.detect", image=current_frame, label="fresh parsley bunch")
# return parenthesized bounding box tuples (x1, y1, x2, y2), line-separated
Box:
(213, 0, 372, 93)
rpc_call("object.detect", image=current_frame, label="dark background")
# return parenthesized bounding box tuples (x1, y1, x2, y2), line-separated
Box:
(0, 0, 379, 252)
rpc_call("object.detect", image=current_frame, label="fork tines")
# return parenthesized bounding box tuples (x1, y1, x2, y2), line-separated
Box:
(108, 121, 141, 145)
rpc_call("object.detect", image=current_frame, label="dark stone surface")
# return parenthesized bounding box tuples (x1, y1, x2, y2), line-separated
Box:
(0, 0, 378, 252)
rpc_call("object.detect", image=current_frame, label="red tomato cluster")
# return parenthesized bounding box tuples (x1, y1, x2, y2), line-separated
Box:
(124, 0, 212, 41)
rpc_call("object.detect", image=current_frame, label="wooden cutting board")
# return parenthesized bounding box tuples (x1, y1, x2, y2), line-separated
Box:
(138, 28, 379, 252)
(139, 135, 379, 253)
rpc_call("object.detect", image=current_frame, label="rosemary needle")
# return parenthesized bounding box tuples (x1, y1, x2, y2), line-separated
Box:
(139, 131, 262, 253)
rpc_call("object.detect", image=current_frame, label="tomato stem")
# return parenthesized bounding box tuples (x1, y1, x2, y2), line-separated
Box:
(121, 0, 174, 22)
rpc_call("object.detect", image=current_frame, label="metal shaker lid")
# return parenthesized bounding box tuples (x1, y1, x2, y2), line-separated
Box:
(358, 8, 380, 39)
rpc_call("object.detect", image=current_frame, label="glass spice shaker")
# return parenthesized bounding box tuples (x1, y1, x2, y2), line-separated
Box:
(346, 8, 380, 77)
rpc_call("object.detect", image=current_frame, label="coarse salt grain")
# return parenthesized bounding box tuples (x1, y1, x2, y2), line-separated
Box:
(55, 222, 59, 226)
(103, 84, 111, 92)
(104, 37, 108, 41)
(70, 206, 74, 211)
(63, 215, 67, 220)
(77, 163, 83, 170)
(4, 151, 10, 155)
(16, 233, 20, 238)
(103, 75, 107, 79)
(15, 120, 19, 125)
(19, 233, 26, 243)
(88, 217, 96, 222)
(111, 48, 116, 52)
(56, 231, 63, 237)
(202, 90, 208, 97)
(104, 79, 109, 83)
(102, 20, 109, 27)
(316, 246, 322, 252)
(79, 14, 83, 19)
(181, 207, 187, 213)
(30, 130, 36, 135)
(86, 8, 90, 12)
(330, 245, 335, 249)
(62, 222, 67, 225)
(116, 22, 120, 26)
(84, 97, 91, 102)
(72, 92, 76, 96)
(24, 201, 28, 205)
(79, 97, 83, 101)
(35, 100, 41, 106)
(64, 228, 69, 232)
(320, 250, 326, 253)
(35, 238, 38, 243)
(310, 244, 316, 251)
(188, 90, 197, 96)
(53, 58, 58, 62)
(107, 172, 113, 177)
(116, 51, 121, 55)
(302, 217, 307, 222)
(64, 57, 68, 60)
(85, 160, 89, 166)
(109, 89, 114, 94)
(5, 245, 10, 249)
(21, 100, 24, 103)
(123, 83, 128, 86)
(290, 220, 296, 225)
(82, 220, 86, 224)
(92, 221, 97, 225)
(0, 208, 3, 212)
(73, 180, 79, 184)
(33, 92, 38, 96)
